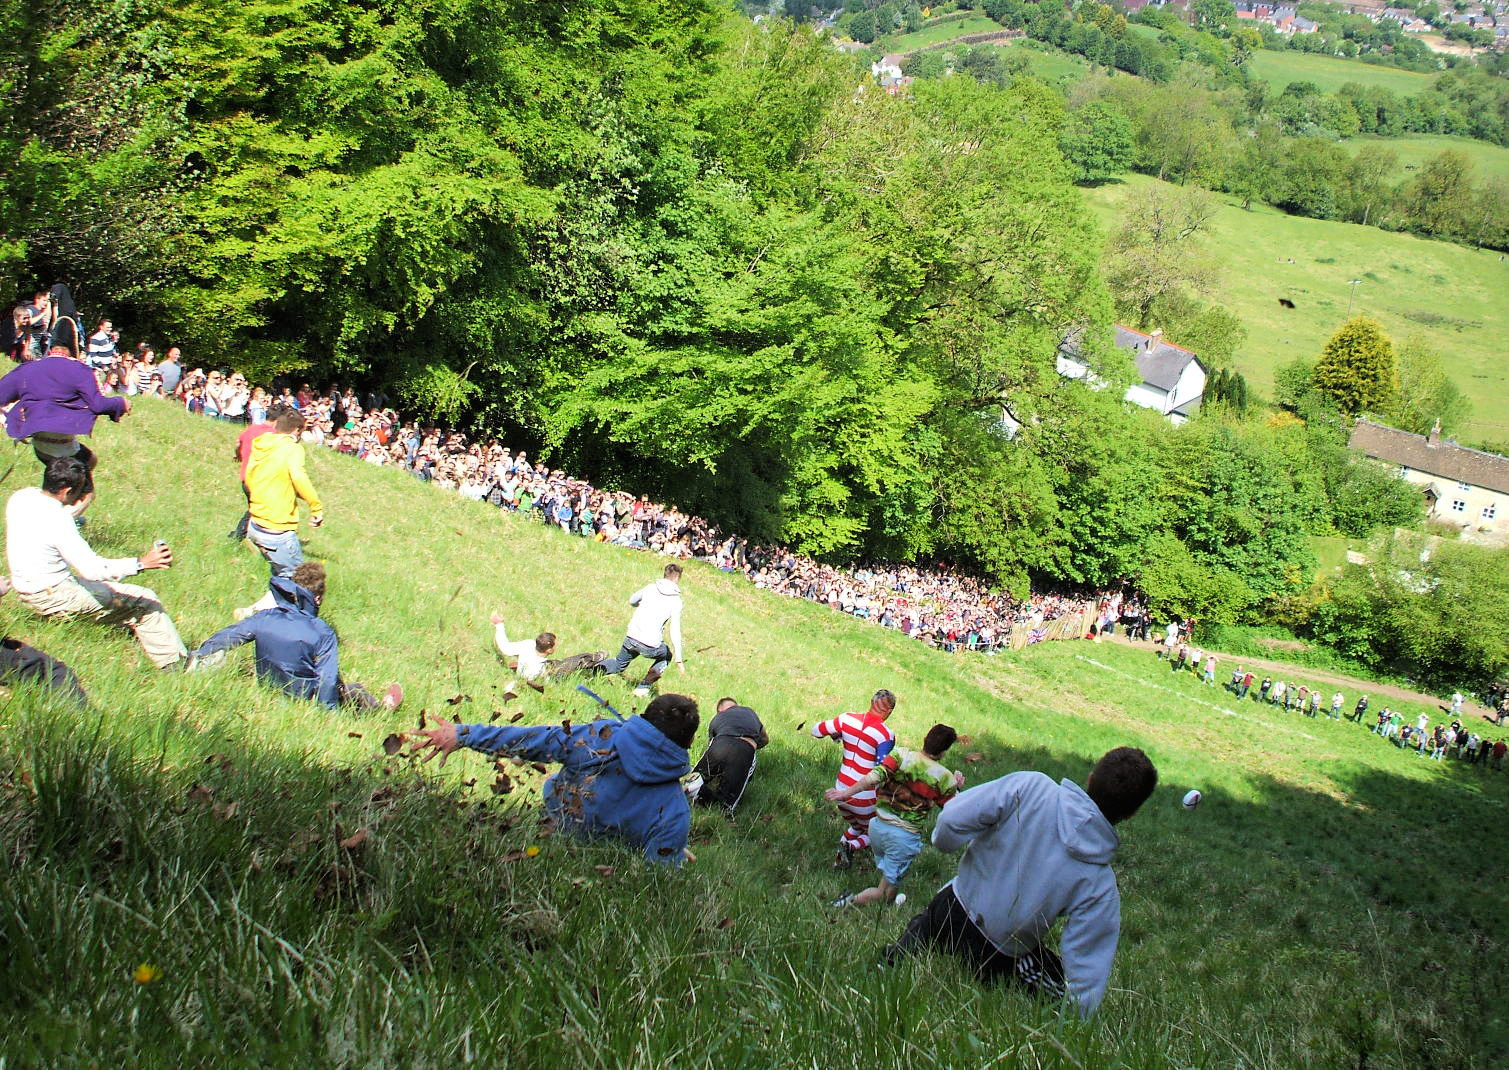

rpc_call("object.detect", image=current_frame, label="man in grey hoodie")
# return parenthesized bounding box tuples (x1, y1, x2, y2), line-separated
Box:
(882, 746, 1157, 1017)
(597, 562, 685, 697)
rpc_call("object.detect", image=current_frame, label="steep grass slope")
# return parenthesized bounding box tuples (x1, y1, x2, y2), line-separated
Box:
(0, 402, 1504, 1067)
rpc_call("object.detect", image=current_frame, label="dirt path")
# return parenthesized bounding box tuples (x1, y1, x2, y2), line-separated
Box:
(1103, 633, 1503, 724)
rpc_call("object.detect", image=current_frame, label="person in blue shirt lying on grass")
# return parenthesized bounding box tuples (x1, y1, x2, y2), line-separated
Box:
(408, 693, 700, 865)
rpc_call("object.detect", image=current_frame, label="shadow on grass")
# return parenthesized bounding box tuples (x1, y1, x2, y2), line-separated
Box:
(2, 679, 1506, 1068)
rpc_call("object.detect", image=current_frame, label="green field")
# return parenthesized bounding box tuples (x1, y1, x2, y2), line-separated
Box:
(1341, 133, 1509, 185)
(1, 403, 1505, 1065)
(1007, 40, 1092, 83)
(1086, 174, 1509, 441)
(887, 15, 1002, 51)
(1246, 49, 1436, 95)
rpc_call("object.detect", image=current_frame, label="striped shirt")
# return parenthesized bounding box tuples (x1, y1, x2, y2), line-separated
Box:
(813, 712, 895, 791)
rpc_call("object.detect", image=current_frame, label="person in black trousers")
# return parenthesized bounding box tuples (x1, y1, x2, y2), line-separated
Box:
(690, 697, 767, 814)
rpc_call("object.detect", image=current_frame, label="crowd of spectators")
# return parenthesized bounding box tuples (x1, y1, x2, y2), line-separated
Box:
(56, 317, 1118, 654)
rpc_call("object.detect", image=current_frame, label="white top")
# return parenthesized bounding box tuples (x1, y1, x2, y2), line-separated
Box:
(626, 578, 683, 660)
(494, 620, 548, 682)
(5, 487, 141, 594)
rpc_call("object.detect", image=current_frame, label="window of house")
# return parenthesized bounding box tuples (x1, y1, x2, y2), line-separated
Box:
(1450, 499, 1466, 513)
(1484, 504, 1498, 521)
(1457, 481, 1472, 492)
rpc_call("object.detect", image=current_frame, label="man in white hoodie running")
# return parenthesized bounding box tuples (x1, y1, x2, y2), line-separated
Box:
(598, 562, 685, 697)
(881, 746, 1157, 1017)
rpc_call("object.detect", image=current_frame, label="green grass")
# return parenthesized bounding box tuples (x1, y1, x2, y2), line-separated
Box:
(1085, 174, 1509, 440)
(887, 15, 1002, 51)
(2, 402, 1506, 1065)
(1341, 134, 1509, 186)
(1246, 49, 1436, 95)
(1008, 40, 1092, 83)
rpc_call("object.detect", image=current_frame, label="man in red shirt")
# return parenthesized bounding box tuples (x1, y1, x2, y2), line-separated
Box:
(812, 689, 897, 868)
(227, 403, 285, 540)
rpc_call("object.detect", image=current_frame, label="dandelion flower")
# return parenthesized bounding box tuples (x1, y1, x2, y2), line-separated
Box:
(133, 963, 162, 985)
(525, 846, 541, 858)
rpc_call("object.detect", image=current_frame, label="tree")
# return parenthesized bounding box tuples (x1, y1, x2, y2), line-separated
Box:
(1312, 317, 1397, 416)
(850, 10, 878, 42)
(1403, 149, 1475, 240)
(1391, 338, 1472, 436)
(1102, 184, 1219, 327)
(1058, 101, 1134, 185)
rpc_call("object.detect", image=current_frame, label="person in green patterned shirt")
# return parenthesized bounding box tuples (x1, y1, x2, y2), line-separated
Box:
(827, 724, 964, 908)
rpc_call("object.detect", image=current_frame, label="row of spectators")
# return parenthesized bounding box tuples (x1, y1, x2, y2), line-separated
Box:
(7, 289, 1115, 652)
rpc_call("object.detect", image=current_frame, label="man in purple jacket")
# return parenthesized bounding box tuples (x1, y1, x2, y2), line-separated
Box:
(0, 343, 131, 509)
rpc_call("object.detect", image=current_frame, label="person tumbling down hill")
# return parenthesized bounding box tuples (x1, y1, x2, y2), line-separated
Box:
(187, 562, 401, 713)
(882, 747, 1157, 1018)
(814, 689, 897, 869)
(489, 609, 556, 702)
(691, 697, 768, 815)
(409, 694, 700, 865)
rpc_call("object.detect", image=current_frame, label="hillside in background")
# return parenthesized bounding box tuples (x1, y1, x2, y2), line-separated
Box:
(1085, 174, 1509, 442)
(1, 404, 1504, 1065)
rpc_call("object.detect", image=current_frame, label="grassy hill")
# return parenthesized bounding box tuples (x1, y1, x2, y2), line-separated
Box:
(1085, 174, 1509, 442)
(1246, 50, 1437, 95)
(2, 403, 1505, 1065)
(888, 15, 1002, 51)
(1341, 133, 1509, 185)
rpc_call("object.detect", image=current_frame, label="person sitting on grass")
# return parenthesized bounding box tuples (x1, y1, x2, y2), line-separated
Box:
(881, 746, 1158, 1019)
(408, 693, 699, 865)
(186, 561, 401, 713)
(5, 456, 186, 670)
(828, 723, 964, 909)
(690, 696, 768, 815)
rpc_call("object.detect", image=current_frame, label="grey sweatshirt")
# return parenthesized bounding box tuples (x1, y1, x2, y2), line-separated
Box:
(626, 578, 683, 660)
(932, 771, 1122, 1017)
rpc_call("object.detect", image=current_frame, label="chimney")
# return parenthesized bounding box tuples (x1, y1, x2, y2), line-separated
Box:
(1148, 328, 1162, 350)
(1427, 419, 1441, 445)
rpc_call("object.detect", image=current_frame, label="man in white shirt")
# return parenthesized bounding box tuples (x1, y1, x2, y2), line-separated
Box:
(597, 563, 685, 697)
(490, 609, 556, 701)
(5, 456, 186, 668)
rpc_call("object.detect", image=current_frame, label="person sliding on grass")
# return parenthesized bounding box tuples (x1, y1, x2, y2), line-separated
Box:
(0, 576, 87, 706)
(408, 693, 700, 865)
(690, 696, 768, 815)
(489, 608, 556, 702)
(187, 562, 401, 713)
(882, 746, 1158, 1018)
(596, 563, 685, 698)
(813, 689, 897, 868)
(829, 723, 963, 908)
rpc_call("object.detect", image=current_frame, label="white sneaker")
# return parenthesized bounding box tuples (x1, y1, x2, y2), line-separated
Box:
(632, 685, 651, 698)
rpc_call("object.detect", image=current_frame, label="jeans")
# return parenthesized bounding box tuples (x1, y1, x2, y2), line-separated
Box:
(597, 636, 672, 683)
(247, 523, 304, 579)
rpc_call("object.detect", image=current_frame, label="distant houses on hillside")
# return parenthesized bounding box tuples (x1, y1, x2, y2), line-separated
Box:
(1055, 325, 1208, 424)
(1349, 419, 1509, 544)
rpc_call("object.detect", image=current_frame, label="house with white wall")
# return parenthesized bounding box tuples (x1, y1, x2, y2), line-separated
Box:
(1348, 418, 1509, 545)
(1056, 326, 1207, 424)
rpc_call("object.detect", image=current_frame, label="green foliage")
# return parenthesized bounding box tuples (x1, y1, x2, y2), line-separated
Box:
(1390, 337, 1472, 436)
(1313, 316, 1397, 416)
(1103, 183, 1219, 328)
(1059, 100, 1134, 184)
(1309, 535, 1509, 689)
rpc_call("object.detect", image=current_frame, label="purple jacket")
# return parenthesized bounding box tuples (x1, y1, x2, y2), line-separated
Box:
(0, 357, 126, 441)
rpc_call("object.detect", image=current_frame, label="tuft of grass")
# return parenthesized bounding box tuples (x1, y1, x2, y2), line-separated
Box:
(0, 402, 1505, 1065)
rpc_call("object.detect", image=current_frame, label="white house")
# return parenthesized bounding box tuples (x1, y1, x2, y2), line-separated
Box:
(870, 54, 905, 81)
(1348, 418, 1509, 545)
(1056, 326, 1207, 424)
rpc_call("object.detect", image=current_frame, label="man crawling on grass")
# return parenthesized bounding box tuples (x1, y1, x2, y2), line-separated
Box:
(408, 694, 699, 865)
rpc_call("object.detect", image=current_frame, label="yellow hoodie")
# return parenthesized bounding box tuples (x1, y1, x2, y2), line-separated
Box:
(245, 432, 323, 533)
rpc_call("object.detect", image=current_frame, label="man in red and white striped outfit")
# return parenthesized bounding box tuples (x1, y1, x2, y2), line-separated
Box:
(813, 689, 897, 868)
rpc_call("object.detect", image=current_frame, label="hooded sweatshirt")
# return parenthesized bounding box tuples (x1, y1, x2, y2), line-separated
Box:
(625, 578, 683, 660)
(456, 715, 691, 864)
(932, 771, 1121, 1017)
(245, 432, 323, 532)
(191, 576, 342, 707)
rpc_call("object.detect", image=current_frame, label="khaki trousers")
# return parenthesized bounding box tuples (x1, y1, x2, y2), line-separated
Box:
(21, 578, 187, 669)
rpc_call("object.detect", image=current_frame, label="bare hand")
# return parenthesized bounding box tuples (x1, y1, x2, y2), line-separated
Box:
(489, 610, 504, 626)
(408, 714, 460, 767)
(140, 544, 172, 570)
(121, 397, 133, 415)
(825, 786, 854, 803)
(682, 848, 697, 864)
(0, 575, 11, 598)
(954, 770, 966, 789)
(309, 513, 325, 528)
(676, 661, 686, 674)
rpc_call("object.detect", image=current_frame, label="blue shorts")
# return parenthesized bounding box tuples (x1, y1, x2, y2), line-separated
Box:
(869, 815, 923, 887)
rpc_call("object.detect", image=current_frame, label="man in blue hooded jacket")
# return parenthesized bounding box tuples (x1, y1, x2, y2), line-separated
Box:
(186, 561, 401, 712)
(409, 693, 699, 865)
